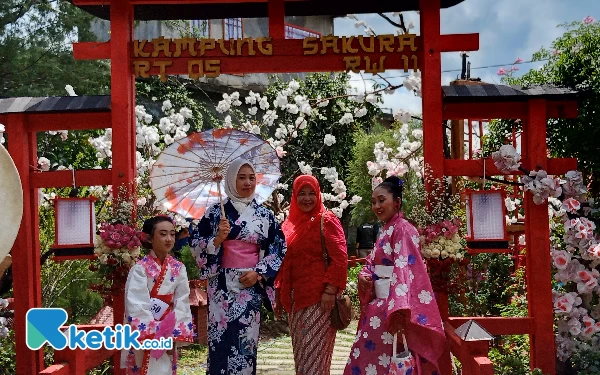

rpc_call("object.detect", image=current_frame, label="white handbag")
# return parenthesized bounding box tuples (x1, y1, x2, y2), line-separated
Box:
(390, 332, 415, 375)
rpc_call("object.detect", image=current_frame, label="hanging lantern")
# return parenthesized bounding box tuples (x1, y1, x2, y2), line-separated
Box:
(52, 197, 97, 260)
(464, 189, 509, 253)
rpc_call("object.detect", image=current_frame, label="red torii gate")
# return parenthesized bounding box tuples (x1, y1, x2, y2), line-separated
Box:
(439, 83, 580, 375)
(6, 0, 574, 374)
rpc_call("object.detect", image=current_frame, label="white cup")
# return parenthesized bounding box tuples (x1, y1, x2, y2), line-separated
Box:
(375, 279, 391, 299)
(374, 265, 394, 279)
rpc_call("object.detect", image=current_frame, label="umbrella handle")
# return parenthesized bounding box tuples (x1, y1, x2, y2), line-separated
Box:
(216, 179, 226, 217)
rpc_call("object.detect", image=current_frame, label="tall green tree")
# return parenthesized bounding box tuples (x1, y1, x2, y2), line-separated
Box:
(0, 0, 110, 96)
(489, 19, 600, 195)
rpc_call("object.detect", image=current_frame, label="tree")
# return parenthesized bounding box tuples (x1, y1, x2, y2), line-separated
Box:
(0, 0, 110, 97)
(347, 126, 398, 224)
(264, 73, 381, 195)
(489, 18, 600, 196)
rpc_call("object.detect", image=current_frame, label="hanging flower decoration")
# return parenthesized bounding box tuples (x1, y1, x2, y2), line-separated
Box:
(419, 219, 465, 261)
(402, 168, 469, 294)
(90, 186, 143, 296)
(492, 144, 521, 174)
(491, 145, 563, 205)
(520, 169, 563, 205)
(93, 223, 141, 267)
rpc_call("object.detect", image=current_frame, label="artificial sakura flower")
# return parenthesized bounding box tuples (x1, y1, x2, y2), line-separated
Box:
(562, 198, 581, 214)
(520, 169, 562, 205)
(275, 146, 286, 158)
(492, 145, 521, 173)
(339, 113, 353, 125)
(323, 134, 336, 146)
(562, 170, 587, 199)
(552, 250, 571, 270)
(366, 161, 381, 176)
(554, 292, 581, 315)
(393, 109, 411, 124)
(298, 161, 312, 175)
(583, 16, 595, 24)
(38, 157, 51, 172)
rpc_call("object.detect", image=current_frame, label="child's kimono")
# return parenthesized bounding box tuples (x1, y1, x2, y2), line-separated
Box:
(121, 252, 195, 375)
(189, 198, 286, 375)
(344, 214, 446, 375)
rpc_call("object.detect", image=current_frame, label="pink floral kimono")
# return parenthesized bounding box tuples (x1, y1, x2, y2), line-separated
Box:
(344, 214, 446, 375)
(121, 252, 195, 375)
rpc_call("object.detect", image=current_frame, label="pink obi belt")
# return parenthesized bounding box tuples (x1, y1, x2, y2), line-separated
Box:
(222, 240, 259, 269)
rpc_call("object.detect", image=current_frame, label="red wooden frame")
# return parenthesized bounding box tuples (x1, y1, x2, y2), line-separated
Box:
(5, 0, 578, 373)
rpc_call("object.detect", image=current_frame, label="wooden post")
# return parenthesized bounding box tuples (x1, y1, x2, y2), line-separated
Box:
(420, 0, 444, 182)
(523, 99, 555, 374)
(420, 2, 452, 374)
(268, 0, 285, 39)
(109, 1, 135, 374)
(9, 113, 44, 375)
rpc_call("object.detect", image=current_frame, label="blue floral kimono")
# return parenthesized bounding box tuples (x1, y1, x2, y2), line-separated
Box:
(189, 198, 286, 375)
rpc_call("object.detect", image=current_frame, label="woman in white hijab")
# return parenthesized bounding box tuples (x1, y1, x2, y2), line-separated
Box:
(189, 158, 287, 375)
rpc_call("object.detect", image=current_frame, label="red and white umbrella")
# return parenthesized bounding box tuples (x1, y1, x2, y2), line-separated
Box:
(150, 129, 281, 219)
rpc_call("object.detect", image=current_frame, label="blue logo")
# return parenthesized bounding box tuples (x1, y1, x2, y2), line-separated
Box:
(26, 308, 172, 351)
(26, 308, 68, 350)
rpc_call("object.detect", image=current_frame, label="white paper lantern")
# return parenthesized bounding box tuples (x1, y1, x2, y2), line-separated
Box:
(465, 190, 508, 252)
(53, 197, 96, 250)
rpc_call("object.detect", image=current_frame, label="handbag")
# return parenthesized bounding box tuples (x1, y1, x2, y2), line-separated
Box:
(320, 213, 352, 330)
(389, 333, 415, 375)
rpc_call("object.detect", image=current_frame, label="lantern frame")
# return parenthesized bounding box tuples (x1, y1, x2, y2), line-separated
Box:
(52, 197, 97, 260)
(463, 188, 509, 253)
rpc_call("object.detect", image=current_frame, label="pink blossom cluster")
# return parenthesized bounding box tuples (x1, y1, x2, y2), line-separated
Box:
(520, 169, 563, 205)
(492, 145, 521, 173)
(497, 66, 519, 76)
(98, 223, 141, 249)
(550, 170, 600, 361)
(421, 219, 461, 244)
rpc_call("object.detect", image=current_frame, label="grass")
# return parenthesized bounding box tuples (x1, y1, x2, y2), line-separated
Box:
(178, 344, 208, 375)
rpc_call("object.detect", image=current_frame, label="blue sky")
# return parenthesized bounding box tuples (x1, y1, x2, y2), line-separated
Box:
(333, 0, 599, 114)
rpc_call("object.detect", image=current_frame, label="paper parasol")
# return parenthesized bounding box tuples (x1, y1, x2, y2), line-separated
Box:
(150, 129, 281, 219)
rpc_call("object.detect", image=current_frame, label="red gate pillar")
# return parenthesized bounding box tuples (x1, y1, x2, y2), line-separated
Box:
(523, 99, 556, 375)
(420, 2, 452, 374)
(268, 0, 285, 39)
(9, 113, 44, 375)
(420, 0, 444, 182)
(109, 1, 136, 374)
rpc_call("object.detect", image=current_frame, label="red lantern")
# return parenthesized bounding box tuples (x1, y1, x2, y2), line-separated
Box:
(464, 189, 509, 253)
(52, 197, 97, 260)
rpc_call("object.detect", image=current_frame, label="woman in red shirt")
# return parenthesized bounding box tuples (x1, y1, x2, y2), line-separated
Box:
(275, 174, 348, 375)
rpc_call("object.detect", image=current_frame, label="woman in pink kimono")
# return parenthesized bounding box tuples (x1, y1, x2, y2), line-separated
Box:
(344, 176, 446, 375)
(121, 215, 195, 375)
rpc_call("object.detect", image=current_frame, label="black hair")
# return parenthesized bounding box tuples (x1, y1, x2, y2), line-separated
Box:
(141, 215, 175, 249)
(376, 175, 404, 202)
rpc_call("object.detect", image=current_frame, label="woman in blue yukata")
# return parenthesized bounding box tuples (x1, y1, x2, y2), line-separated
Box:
(189, 158, 287, 375)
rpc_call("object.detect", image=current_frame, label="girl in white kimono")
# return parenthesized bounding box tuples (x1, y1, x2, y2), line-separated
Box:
(121, 215, 195, 375)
